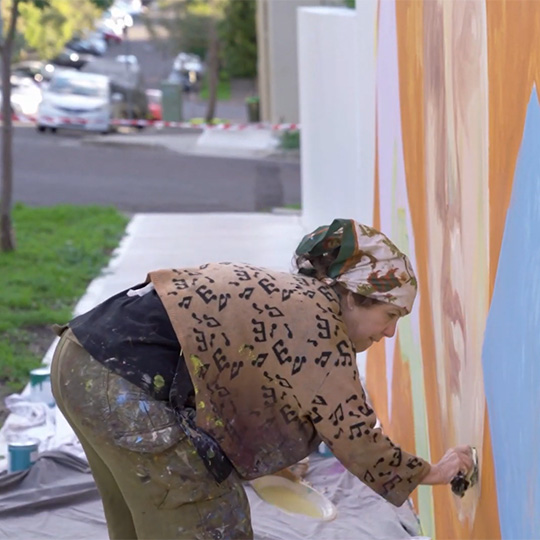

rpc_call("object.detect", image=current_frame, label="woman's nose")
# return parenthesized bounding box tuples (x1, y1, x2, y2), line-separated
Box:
(383, 319, 398, 338)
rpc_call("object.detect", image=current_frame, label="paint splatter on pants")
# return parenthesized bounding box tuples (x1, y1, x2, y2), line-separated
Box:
(50, 328, 253, 540)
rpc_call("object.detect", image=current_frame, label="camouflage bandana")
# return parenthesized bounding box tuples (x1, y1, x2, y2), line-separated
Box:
(295, 219, 418, 313)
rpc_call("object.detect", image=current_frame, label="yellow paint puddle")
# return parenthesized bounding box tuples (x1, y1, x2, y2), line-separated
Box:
(255, 485, 325, 518)
(251, 476, 337, 521)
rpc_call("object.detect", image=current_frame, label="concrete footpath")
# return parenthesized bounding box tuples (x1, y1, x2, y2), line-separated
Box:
(83, 125, 301, 162)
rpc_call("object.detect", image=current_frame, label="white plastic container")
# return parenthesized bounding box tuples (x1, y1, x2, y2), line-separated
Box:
(29, 367, 55, 407)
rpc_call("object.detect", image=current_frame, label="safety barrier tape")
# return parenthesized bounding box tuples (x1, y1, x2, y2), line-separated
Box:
(1, 113, 36, 124)
(2, 113, 300, 131)
(112, 118, 300, 131)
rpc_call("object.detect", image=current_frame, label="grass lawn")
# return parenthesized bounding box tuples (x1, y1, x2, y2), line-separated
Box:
(0, 203, 129, 393)
(199, 75, 232, 101)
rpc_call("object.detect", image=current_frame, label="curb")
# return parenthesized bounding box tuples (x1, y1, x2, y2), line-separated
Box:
(81, 133, 301, 163)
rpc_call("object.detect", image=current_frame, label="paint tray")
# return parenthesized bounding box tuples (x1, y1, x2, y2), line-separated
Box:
(251, 475, 337, 521)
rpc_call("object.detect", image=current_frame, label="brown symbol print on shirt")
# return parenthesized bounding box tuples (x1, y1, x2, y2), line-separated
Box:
(311, 408, 323, 424)
(272, 339, 291, 365)
(233, 269, 252, 281)
(172, 278, 189, 290)
(291, 355, 307, 375)
(406, 457, 424, 470)
(230, 359, 244, 380)
(317, 286, 338, 303)
(310, 395, 327, 424)
(312, 395, 327, 406)
(195, 284, 218, 305)
(280, 404, 300, 425)
(252, 320, 268, 342)
(184, 269, 204, 277)
(258, 278, 280, 296)
(265, 305, 285, 318)
(209, 342, 244, 380)
(316, 314, 331, 340)
(262, 385, 277, 407)
(274, 374, 292, 388)
(177, 296, 193, 308)
(212, 348, 230, 373)
(382, 475, 403, 495)
(218, 293, 231, 311)
(335, 340, 354, 367)
(193, 327, 208, 352)
(281, 288, 295, 302)
(239, 287, 255, 300)
(388, 447, 402, 467)
(293, 275, 312, 287)
(363, 470, 376, 484)
(329, 403, 344, 426)
(348, 422, 370, 440)
(206, 380, 231, 398)
(202, 314, 221, 327)
(314, 351, 331, 368)
(344, 394, 373, 419)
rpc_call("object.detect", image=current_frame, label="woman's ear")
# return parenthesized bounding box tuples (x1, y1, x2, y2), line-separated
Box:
(344, 291, 355, 311)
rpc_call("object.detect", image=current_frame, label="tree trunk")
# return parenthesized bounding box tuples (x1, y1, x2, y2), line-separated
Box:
(0, 0, 19, 252)
(204, 17, 219, 124)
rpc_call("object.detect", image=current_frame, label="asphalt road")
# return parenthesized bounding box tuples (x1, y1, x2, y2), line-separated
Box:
(10, 126, 301, 213)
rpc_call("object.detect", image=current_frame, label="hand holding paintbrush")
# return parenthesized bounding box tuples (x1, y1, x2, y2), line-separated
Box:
(421, 445, 478, 496)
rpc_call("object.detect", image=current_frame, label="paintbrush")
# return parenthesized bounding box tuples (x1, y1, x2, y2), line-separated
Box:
(451, 446, 479, 497)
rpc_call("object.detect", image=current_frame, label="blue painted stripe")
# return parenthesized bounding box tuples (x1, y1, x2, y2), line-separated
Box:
(483, 87, 540, 539)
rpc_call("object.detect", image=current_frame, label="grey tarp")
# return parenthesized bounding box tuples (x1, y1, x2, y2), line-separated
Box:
(0, 451, 424, 540)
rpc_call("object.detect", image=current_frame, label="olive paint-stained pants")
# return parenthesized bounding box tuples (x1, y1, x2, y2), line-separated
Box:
(50, 328, 253, 540)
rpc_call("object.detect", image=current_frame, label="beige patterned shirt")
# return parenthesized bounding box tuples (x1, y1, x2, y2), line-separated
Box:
(149, 262, 429, 506)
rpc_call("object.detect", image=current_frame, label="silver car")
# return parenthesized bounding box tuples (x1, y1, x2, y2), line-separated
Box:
(36, 71, 111, 133)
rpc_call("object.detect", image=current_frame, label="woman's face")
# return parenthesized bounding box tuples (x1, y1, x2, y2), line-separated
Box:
(340, 293, 405, 352)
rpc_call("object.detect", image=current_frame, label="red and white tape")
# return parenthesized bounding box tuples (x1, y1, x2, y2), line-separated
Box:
(112, 118, 300, 131)
(2, 113, 300, 131)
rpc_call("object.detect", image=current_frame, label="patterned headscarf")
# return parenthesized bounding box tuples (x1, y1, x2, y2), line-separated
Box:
(295, 219, 417, 313)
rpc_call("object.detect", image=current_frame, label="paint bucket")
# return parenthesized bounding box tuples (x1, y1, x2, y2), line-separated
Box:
(8, 439, 40, 473)
(29, 366, 55, 407)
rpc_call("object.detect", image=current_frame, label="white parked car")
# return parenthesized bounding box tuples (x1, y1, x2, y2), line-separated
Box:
(36, 71, 112, 133)
(0, 75, 42, 117)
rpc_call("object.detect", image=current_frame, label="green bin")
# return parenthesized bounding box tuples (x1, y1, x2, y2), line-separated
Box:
(160, 81, 183, 122)
(246, 96, 260, 123)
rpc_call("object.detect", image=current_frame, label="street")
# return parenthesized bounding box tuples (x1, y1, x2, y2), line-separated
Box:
(10, 125, 301, 212)
(5, 15, 294, 213)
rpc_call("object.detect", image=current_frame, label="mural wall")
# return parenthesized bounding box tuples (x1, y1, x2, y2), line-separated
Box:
(299, 0, 540, 536)
(364, 0, 540, 538)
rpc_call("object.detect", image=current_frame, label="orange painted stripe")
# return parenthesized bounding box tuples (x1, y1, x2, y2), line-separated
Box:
(487, 0, 540, 295)
(394, 0, 448, 531)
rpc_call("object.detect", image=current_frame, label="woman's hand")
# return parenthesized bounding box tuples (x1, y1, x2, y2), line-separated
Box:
(421, 446, 474, 485)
